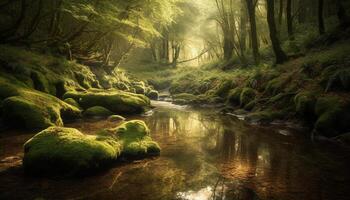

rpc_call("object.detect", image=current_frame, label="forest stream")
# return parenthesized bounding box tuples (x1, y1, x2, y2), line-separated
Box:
(1, 101, 350, 200)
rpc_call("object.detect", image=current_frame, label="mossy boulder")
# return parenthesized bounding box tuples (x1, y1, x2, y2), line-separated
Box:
(294, 91, 317, 120)
(240, 87, 256, 107)
(227, 88, 242, 105)
(172, 93, 198, 105)
(83, 106, 114, 117)
(114, 120, 160, 157)
(23, 126, 122, 176)
(1, 89, 81, 129)
(146, 90, 159, 100)
(64, 98, 81, 109)
(63, 89, 150, 114)
(213, 80, 233, 98)
(108, 115, 126, 122)
(314, 96, 350, 137)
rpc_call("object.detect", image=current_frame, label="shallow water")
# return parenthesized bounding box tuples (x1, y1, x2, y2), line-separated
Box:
(1, 101, 350, 200)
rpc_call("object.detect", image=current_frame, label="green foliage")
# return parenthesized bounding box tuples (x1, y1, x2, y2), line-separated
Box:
(314, 96, 350, 137)
(240, 88, 256, 107)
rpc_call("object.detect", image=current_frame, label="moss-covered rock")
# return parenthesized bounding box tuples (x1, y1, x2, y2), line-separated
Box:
(240, 87, 256, 107)
(83, 106, 114, 117)
(1, 88, 81, 129)
(146, 90, 159, 100)
(294, 91, 317, 120)
(134, 85, 146, 94)
(245, 110, 286, 124)
(64, 98, 81, 109)
(314, 96, 350, 137)
(23, 126, 121, 176)
(63, 89, 150, 114)
(108, 115, 126, 122)
(114, 120, 160, 157)
(227, 88, 242, 105)
(172, 93, 198, 105)
(212, 80, 232, 98)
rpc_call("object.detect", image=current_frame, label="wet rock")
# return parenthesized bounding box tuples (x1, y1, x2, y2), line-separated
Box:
(108, 115, 126, 122)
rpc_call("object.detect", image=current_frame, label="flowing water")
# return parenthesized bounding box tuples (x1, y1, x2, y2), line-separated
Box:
(1, 101, 350, 200)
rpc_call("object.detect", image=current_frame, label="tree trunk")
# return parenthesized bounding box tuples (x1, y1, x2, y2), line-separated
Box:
(223, 32, 234, 61)
(297, 0, 306, 23)
(337, 0, 350, 29)
(318, 0, 325, 34)
(246, 0, 260, 64)
(266, 0, 288, 64)
(240, 0, 247, 52)
(278, 0, 284, 26)
(286, 0, 293, 40)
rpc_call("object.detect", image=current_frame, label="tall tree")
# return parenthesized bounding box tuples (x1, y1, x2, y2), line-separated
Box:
(266, 0, 288, 64)
(318, 0, 325, 34)
(336, 0, 350, 29)
(286, 0, 293, 39)
(246, 0, 260, 64)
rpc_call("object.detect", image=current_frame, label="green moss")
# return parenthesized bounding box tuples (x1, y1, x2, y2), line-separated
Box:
(64, 98, 81, 109)
(227, 88, 242, 105)
(240, 87, 256, 106)
(63, 89, 150, 114)
(108, 115, 126, 122)
(23, 126, 121, 176)
(2, 96, 61, 129)
(83, 106, 114, 117)
(30, 71, 51, 94)
(172, 93, 198, 105)
(314, 96, 350, 137)
(245, 110, 286, 124)
(265, 75, 292, 95)
(114, 120, 160, 157)
(244, 100, 256, 111)
(146, 90, 159, 100)
(134, 85, 146, 94)
(294, 91, 317, 120)
(212, 80, 232, 98)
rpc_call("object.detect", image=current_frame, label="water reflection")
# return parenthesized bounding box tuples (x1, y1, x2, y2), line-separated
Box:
(0, 102, 350, 200)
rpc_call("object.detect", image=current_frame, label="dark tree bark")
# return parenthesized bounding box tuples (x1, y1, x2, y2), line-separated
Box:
(223, 32, 234, 60)
(278, 0, 284, 27)
(336, 0, 350, 29)
(318, 0, 325, 34)
(297, 0, 306, 24)
(246, 0, 260, 64)
(266, 0, 288, 64)
(240, 0, 247, 52)
(286, 0, 293, 39)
